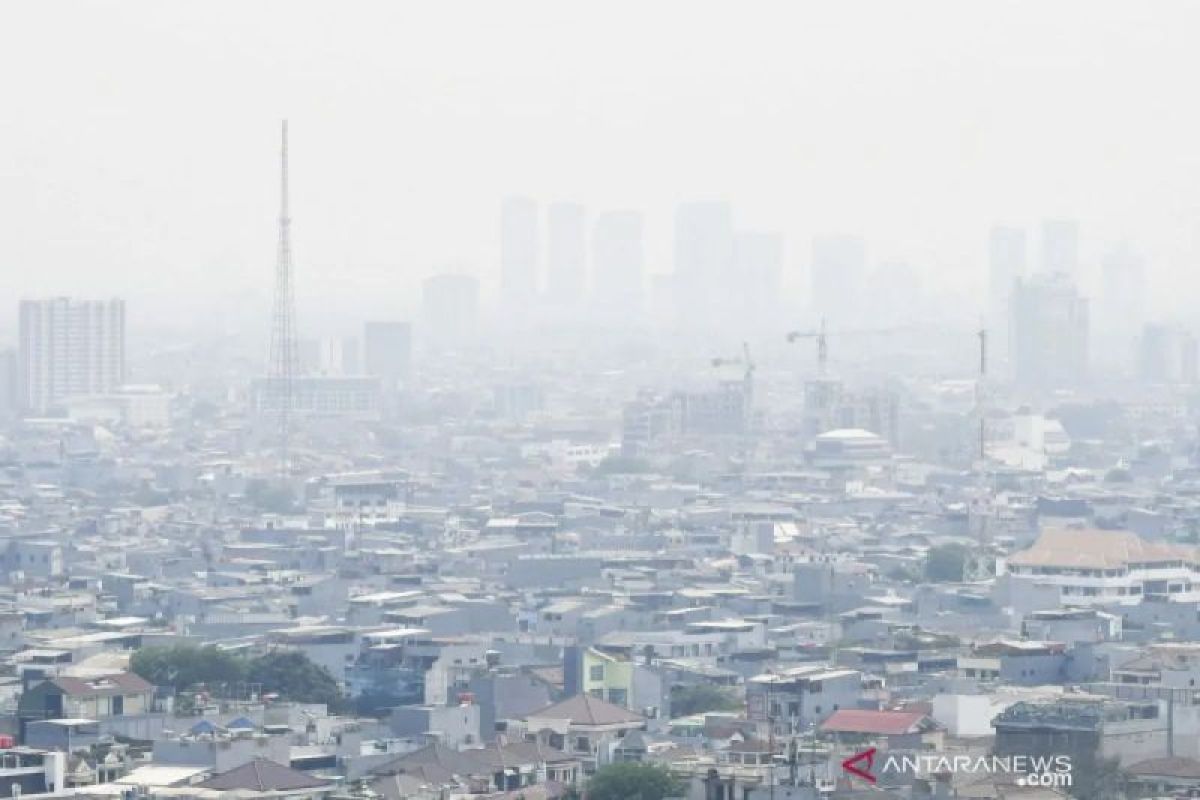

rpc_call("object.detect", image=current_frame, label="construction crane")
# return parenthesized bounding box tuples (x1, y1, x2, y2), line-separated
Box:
(785, 320, 952, 376)
(786, 318, 829, 375)
(711, 342, 757, 430)
(710, 341, 756, 381)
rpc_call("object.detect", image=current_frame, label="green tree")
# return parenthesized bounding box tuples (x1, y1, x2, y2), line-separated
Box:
(669, 684, 741, 717)
(925, 544, 970, 582)
(585, 763, 681, 800)
(131, 646, 345, 710)
(246, 650, 344, 708)
(131, 645, 246, 693)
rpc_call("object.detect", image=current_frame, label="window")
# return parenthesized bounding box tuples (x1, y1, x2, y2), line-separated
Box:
(575, 737, 590, 752)
(589, 665, 604, 681)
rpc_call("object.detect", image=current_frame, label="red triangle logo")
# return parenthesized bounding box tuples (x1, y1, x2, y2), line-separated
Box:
(842, 747, 877, 783)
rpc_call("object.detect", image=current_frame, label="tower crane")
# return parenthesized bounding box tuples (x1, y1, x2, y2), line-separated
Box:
(711, 341, 756, 393)
(711, 342, 757, 428)
(785, 318, 829, 375)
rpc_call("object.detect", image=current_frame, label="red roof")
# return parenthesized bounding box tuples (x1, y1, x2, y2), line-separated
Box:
(819, 709, 929, 736)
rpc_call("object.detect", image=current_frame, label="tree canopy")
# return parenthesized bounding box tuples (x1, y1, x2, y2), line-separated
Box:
(131, 645, 344, 709)
(669, 683, 741, 717)
(925, 543, 970, 582)
(580, 763, 681, 800)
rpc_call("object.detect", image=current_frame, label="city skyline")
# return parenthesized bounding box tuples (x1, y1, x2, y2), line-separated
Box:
(4, 2, 1200, 334)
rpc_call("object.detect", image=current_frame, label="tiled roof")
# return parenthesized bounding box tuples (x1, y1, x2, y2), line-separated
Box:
(49, 672, 153, 697)
(196, 758, 330, 791)
(525, 694, 645, 726)
(1008, 528, 1194, 570)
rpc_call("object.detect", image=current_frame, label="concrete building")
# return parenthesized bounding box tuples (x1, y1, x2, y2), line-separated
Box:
(747, 666, 863, 732)
(501, 196, 539, 301)
(592, 210, 643, 313)
(18, 298, 126, 414)
(1010, 272, 1089, 387)
(547, 202, 586, 305)
(421, 273, 479, 347)
(1004, 528, 1200, 607)
(1039, 218, 1079, 276)
(1139, 324, 1198, 384)
(362, 321, 412, 392)
(811, 235, 866, 322)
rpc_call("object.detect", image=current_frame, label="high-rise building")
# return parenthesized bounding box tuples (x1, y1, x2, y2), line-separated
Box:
(0, 349, 17, 418)
(1099, 244, 1147, 361)
(1010, 273, 1089, 387)
(18, 298, 126, 414)
(733, 231, 783, 319)
(1139, 324, 1198, 384)
(988, 226, 1026, 313)
(341, 338, 360, 375)
(811, 235, 866, 320)
(501, 196, 539, 301)
(422, 273, 480, 347)
(674, 202, 733, 313)
(546, 202, 585, 303)
(363, 322, 412, 392)
(592, 210, 644, 311)
(1040, 218, 1079, 276)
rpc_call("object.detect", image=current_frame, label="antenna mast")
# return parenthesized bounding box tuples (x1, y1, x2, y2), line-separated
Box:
(268, 120, 299, 475)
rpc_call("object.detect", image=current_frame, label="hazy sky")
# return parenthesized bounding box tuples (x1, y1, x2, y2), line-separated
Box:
(4, 0, 1200, 336)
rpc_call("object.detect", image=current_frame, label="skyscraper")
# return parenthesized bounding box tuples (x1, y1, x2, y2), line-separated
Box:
(1139, 324, 1198, 384)
(363, 322, 413, 392)
(422, 273, 480, 347)
(733, 231, 783, 319)
(18, 297, 126, 414)
(1040, 219, 1079, 276)
(501, 196, 539, 301)
(811, 235, 866, 320)
(674, 201, 733, 313)
(546, 202, 585, 304)
(1010, 273, 1089, 387)
(1099, 243, 1147, 355)
(988, 226, 1026, 313)
(592, 210, 644, 311)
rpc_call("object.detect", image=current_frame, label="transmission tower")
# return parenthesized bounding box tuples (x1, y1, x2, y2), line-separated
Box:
(268, 120, 299, 475)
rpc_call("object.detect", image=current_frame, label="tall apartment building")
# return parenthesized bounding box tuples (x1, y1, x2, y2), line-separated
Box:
(1010, 273, 1089, 388)
(18, 298, 126, 414)
(363, 321, 412, 393)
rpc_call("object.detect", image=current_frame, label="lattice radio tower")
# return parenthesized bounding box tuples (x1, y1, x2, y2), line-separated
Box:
(268, 120, 299, 475)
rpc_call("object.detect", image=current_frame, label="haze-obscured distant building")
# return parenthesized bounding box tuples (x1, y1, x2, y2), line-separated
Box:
(1100, 244, 1148, 363)
(547, 202, 586, 305)
(1039, 218, 1078, 276)
(1139, 324, 1198, 384)
(363, 322, 412, 392)
(674, 201, 733, 314)
(592, 210, 643, 313)
(19, 297, 125, 415)
(811, 235, 866, 321)
(0, 348, 17, 418)
(1010, 273, 1089, 388)
(422, 273, 479, 347)
(501, 196, 539, 301)
(733, 231, 783, 321)
(988, 226, 1026, 360)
